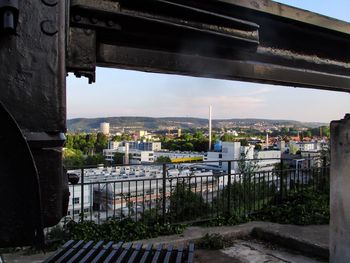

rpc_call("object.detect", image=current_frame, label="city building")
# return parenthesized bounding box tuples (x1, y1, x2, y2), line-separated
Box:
(289, 141, 321, 153)
(103, 146, 154, 164)
(130, 150, 154, 164)
(204, 141, 280, 172)
(67, 184, 93, 220)
(255, 150, 281, 171)
(139, 142, 162, 151)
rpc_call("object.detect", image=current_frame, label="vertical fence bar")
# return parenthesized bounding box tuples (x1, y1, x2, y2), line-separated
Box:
(279, 159, 284, 201)
(162, 163, 166, 223)
(113, 182, 116, 218)
(323, 156, 327, 192)
(227, 161, 232, 218)
(98, 183, 101, 224)
(105, 182, 108, 220)
(135, 181, 138, 222)
(80, 168, 84, 222)
(72, 184, 75, 221)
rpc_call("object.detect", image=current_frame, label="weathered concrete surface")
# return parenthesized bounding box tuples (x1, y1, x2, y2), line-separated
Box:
(140, 221, 329, 250)
(220, 240, 326, 263)
(2, 222, 329, 262)
(330, 115, 350, 263)
(136, 221, 259, 245)
(2, 251, 54, 263)
(137, 221, 329, 260)
(252, 224, 329, 259)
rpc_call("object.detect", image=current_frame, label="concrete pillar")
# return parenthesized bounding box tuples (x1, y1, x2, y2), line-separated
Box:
(330, 114, 350, 262)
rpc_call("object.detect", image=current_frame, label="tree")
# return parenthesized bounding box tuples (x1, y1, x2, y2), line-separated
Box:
(182, 133, 193, 141)
(85, 153, 106, 165)
(63, 148, 84, 167)
(221, 134, 235, 142)
(238, 150, 257, 176)
(85, 133, 97, 155)
(65, 134, 74, 149)
(193, 131, 205, 141)
(321, 126, 330, 137)
(113, 152, 124, 164)
(95, 132, 108, 153)
(239, 139, 249, 147)
(156, 156, 172, 163)
(168, 182, 209, 222)
(182, 142, 194, 151)
(113, 152, 132, 165)
(304, 130, 312, 138)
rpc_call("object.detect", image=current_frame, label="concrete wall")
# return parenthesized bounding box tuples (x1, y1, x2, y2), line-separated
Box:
(330, 114, 350, 262)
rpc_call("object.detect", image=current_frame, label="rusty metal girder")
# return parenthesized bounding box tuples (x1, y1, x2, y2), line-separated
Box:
(67, 0, 350, 92)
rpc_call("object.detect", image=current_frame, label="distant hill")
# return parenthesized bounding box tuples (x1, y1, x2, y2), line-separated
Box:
(67, 117, 327, 132)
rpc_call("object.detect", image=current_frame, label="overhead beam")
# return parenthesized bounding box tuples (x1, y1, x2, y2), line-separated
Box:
(68, 0, 350, 91)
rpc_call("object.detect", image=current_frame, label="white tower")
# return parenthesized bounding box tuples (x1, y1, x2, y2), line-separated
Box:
(100, 122, 110, 135)
(266, 133, 269, 149)
(209, 105, 212, 151)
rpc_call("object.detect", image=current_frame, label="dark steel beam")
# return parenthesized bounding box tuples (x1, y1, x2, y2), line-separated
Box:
(97, 44, 350, 92)
(68, 0, 350, 92)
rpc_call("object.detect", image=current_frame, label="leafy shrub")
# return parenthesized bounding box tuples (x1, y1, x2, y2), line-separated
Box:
(168, 182, 210, 222)
(65, 218, 186, 242)
(197, 233, 226, 250)
(251, 189, 329, 225)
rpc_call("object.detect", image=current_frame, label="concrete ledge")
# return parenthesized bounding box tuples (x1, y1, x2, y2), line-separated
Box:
(136, 221, 329, 261)
(251, 224, 329, 260)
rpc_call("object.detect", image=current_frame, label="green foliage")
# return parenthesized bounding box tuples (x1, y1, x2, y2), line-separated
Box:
(95, 133, 108, 153)
(65, 132, 108, 154)
(214, 179, 276, 217)
(65, 218, 186, 242)
(197, 233, 226, 250)
(252, 189, 329, 225)
(168, 182, 210, 222)
(221, 133, 237, 142)
(156, 156, 172, 163)
(85, 153, 106, 166)
(238, 150, 257, 175)
(160, 130, 209, 152)
(112, 133, 133, 141)
(113, 152, 132, 165)
(63, 148, 85, 167)
(239, 139, 249, 146)
(206, 214, 249, 227)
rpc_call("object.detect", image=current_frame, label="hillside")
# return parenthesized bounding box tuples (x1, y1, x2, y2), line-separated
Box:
(67, 117, 326, 132)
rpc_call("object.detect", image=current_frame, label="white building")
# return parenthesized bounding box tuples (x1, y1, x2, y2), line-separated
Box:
(130, 150, 154, 164)
(255, 150, 281, 171)
(100, 122, 110, 135)
(204, 142, 241, 171)
(103, 146, 154, 164)
(139, 142, 162, 151)
(289, 141, 321, 153)
(108, 141, 120, 150)
(204, 142, 280, 172)
(67, 184, 93, 220)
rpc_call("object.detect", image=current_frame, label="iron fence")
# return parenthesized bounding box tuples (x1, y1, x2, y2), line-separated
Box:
(65, 157, 329, 225)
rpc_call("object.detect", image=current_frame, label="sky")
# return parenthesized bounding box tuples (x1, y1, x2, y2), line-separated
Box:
(67, 0, 350, 123)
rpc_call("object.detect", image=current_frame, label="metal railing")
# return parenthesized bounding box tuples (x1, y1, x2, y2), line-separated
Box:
(65, 157, 329, 225)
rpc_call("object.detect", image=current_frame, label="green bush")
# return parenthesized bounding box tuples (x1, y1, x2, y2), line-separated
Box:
(197, 233, 226, 250)
(65, 218, 186, 242)
(168, 182, 210, 222)
(251, 189, 329, 225)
